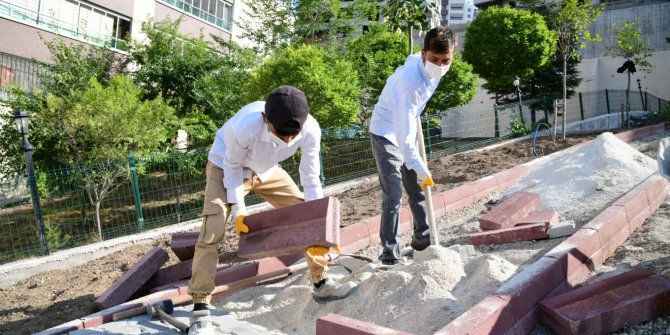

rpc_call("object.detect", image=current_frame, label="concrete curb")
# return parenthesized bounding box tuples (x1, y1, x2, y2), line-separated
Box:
(37, 124, 669, 335)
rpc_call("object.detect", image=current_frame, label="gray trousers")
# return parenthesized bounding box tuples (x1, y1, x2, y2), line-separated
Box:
(370, 133, 430, 262)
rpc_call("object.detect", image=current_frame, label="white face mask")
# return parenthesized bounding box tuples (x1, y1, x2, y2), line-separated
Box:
(267, 126, 289, 149)
(424, 60, 451, 79)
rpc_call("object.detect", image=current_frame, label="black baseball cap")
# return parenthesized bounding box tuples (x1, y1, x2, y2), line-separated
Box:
(265, 86, 309, 136)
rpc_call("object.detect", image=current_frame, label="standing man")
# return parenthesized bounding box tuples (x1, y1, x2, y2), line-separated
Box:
(369, 27, 457, 265)
(188, 86, 357, 335)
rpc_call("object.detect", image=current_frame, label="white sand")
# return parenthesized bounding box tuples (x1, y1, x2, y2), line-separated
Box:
(214, 132, 663, 335)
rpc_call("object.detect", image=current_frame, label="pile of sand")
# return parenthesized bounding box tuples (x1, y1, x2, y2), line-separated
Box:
(503, 132, 657, 221)
(219, 246, 516, 335)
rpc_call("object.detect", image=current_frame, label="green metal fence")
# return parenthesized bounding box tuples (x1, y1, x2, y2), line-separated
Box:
(1, 89, 668, 264)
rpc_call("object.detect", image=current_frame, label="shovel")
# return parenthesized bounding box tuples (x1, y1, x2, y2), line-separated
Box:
(416, 118, 439, 246)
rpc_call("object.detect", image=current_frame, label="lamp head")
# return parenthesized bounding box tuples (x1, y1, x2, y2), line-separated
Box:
(13, 109, 30, 136)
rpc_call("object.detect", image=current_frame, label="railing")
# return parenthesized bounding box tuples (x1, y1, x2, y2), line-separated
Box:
(0, 89, 668, 264)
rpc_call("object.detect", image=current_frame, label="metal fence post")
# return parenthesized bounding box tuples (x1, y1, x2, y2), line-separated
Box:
(605, 89, 610, 114)
(425, 116, 433, 160)
(494, 104, 500, 138)
(319, 151, 325, 185)
(644, 92, 648, 111)
(579, 92, 585, 120)
(128, 153, 144, 232)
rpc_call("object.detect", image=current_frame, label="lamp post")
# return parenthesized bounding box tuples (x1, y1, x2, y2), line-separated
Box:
(13, 109, 49, 255)
(636, 78, 646, 111)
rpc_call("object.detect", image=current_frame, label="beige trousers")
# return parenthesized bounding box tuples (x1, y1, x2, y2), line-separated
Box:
(188, 162, 329, 304)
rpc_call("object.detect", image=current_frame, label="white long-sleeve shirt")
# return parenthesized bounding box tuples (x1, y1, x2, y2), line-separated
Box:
(208, 101, 323, 205)
(369, 52, 441, 174)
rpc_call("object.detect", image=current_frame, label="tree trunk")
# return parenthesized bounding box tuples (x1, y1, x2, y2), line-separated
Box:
(626, 70, 631, 127)
(552, 99, 558, 143)
(95, 201, 102, 241)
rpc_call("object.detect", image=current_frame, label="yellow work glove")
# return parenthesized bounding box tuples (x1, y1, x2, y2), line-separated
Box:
(306, 245, 342, 258)
(415, 166, 435, 190)
(228, 203, 249, 236)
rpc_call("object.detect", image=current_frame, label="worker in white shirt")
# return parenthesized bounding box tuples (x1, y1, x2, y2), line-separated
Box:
(369, 27, 457, 265)
(187, 86, 357, 335)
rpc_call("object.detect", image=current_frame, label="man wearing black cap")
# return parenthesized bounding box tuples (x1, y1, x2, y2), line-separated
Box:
(187, 86, 357, 335)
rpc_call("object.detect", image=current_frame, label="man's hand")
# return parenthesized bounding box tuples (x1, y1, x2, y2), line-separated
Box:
(415, 166, 435, 190)
(228, 204, 249, 235)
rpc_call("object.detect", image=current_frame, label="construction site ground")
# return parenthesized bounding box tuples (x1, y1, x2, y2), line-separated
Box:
(1, 129, 669, 335)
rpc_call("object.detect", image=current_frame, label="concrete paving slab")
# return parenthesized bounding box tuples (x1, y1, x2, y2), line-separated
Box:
(69, 306, 275, 335)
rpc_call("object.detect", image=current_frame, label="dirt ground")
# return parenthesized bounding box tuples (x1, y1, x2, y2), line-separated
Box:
(0, 130, 661, 334)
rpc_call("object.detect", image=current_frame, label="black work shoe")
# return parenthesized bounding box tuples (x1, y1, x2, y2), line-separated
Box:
(381, 259, 399, 266)
(411, 237, 431, 251)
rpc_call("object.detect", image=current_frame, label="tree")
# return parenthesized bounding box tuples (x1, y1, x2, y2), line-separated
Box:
(0, 37, 119, 174)
(236, 0, 294, 56)
(552, 0, 602, 139)
(607, 19, 654, 118)
(127, 19, 260, 146)
(521, 1, 582, 125)
(345, 25, 408, 119)
(294, 0, 341, 44)
(424, 56, 479, 115)
(382, 0, 435, 56)
(43, 75, 177, 239)
(462, 6, 557, 103)
(245, 44, 361, 128)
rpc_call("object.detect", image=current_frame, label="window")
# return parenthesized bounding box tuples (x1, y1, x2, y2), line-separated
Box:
(451, 5, 463, 10)
(0, 0, 132, 51)
(159, 0, 233, 31)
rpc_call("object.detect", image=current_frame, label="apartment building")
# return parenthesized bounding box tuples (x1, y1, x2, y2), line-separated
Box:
(439, 0, 478, 27)
(0, 0, 237, 95)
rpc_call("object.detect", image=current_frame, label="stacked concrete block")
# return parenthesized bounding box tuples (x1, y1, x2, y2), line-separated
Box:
(238, 197, 341, 259)
(540, 268, 670, 335)
(479, 192, 541, 230)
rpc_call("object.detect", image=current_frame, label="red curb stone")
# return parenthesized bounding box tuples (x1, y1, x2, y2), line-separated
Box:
(492, 165, 530, 191)
(34, 319, 85, 335)
(93, 247, 169, 311)
(364, 215, 382, 245)
(496, 256, 566, 324)
(581, 206, 628, 248)
(145, 258, 194, 290)
(170, 232, 199, 261)
(640, 176, 670, 213)
(441, 184, 475, 212)
(470, 223, 548, 246)
(613, 189, 650, 233)
(340, 222, 371, 254)
(517, 210, 559, 228)
(316, 313, 413, 335)
(431, 192, 449, 218)
(471, 175, 500, 202)
(546, 228, 602, 279)
(510, 306, 540, 335)
(601, 224, 630, 261)
(256, 253, 303, 276)
(434, 295, 515, 335)
(540, 268, 670, 335)
(479, 192, 541, 230)
(238, 197, 340, 259)
(149, 263, 232, 293)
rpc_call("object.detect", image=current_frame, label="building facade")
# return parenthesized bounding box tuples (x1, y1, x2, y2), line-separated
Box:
(439, 0, 478, 27)
(0, 0, 236, 95)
